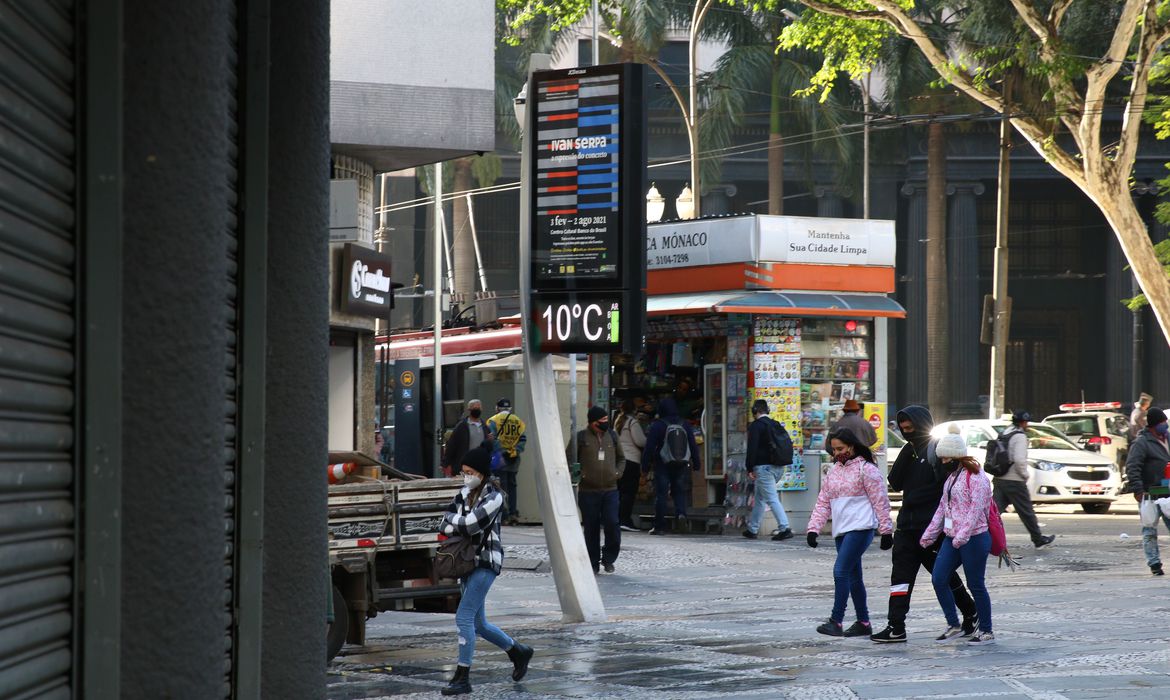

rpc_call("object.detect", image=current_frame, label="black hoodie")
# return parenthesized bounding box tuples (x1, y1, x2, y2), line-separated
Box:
(888, 405, 949, 531)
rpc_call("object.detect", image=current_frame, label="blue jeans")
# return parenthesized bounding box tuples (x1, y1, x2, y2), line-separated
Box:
(654, 463, 688, 528)
(455, 567, 514, 666)
(932, 532, 992, 632)
(831, 529, 875, 624)
(746, 465, 790, 534)
(500, 469, 519, 519)
(1142, 506, 1170, 567)
(579, 489, 621, 570)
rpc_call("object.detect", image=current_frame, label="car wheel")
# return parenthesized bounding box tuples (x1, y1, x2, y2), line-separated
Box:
(1081, 503, 1110, 515)
(327, 585, 348, 662)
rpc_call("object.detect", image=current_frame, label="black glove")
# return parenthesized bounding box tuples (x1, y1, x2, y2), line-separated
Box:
(806, 532, 818, 548)
(880, 533, 893, 550)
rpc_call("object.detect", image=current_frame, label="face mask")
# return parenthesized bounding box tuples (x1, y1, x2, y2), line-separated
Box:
(463, 474, 482, 489)
(834, 451, 852, 464)
(469, 408, 482, 419)
(1156, 423, 1169, 437)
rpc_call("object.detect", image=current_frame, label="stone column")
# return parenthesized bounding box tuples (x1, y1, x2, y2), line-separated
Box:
(946, 182, 984, 417)
(815, 185, 849, 218)
(900, 183, 928, 406)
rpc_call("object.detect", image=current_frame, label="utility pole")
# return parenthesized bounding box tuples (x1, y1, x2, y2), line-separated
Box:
(591, 0, 599, 66)
(432, 162, 443, 475)
(862, 75, 870, 219)
(989, 79, 1013, 420)
(688, 0, 714, 219)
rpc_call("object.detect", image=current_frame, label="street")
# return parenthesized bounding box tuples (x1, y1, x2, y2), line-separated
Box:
(328, 502, 1170, 699)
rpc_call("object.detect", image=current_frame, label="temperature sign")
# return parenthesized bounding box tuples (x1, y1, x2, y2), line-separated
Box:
(532, 293, 625, 353)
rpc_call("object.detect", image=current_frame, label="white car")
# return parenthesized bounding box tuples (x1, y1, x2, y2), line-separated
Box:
(933, 420, 1121, 514)
(1043, 404, 1130, 472)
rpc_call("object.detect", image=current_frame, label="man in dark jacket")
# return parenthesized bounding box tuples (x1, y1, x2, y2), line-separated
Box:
(870, 405, 977, 643)
(642, 398, 701, 535)
(742, 399, 794, 541)
(1126, 407, 1170, 575)
(442, 399, 492, 478)
(568, 406, 624, 574)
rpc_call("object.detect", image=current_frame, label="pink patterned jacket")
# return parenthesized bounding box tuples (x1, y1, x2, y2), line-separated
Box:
(806, 456, 893, 537)
(920, 468, 992, 548)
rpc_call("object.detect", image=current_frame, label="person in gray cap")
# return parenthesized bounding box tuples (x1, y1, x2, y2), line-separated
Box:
(568, 406, 624, 573)
(992, 411, 1055, 548)
(1126, 406, 1170, 575)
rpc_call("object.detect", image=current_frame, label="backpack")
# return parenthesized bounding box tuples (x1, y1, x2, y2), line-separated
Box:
(982, 430, 1018, 477)
(659, 421, 691, 466)
(764, 417, 794, 466)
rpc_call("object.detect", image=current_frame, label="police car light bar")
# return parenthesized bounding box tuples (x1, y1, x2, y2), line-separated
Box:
(1057, 402, 1122, 411)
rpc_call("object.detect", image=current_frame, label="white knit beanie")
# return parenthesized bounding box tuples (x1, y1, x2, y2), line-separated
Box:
(935, 424, 967, 459)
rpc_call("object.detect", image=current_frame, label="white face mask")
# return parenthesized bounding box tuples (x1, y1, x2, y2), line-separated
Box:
(463, 474, 482, 489)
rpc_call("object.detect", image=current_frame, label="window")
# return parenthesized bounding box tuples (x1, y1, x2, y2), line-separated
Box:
(1106, 415, 1130, 437)
(1047, 417, 1097, 437)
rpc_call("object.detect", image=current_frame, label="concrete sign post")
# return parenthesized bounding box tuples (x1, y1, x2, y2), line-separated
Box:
(518, 53, 607, 623)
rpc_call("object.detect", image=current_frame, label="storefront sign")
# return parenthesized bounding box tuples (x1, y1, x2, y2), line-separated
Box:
(339, 243, 393, 317)
(646, 215, 895, 270)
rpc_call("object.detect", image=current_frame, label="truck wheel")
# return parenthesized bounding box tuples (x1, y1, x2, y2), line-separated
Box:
(327, 585, 348, 662)
(1081, 503, 1110, 515)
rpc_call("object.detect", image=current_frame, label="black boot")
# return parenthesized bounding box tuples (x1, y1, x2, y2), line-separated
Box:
(441, 665, 471, 696)
(506, 642, 534, 681)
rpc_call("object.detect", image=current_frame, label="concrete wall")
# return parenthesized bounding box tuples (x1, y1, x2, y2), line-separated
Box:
(330, 0, 495, 171)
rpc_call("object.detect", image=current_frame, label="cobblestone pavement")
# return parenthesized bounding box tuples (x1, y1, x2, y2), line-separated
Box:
(328, 504, 1170, 699)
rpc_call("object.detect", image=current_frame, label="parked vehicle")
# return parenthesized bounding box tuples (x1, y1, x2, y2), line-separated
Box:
(327, 452, 464, 661)
(933, 420, 1120, 514)
(1043, 402, 1130, 474)
(885, 428, 905, 501)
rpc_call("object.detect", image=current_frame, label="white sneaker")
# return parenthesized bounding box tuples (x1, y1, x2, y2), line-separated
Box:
(935, 626, 963, 642)
(619, 524, 638, 532)
(967, 630, 996, 645)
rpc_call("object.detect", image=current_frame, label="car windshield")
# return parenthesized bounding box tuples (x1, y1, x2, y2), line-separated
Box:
(1046, 417, 1097, 437)
(887, 429, 906, 447)
(992, 424, 1079, 450)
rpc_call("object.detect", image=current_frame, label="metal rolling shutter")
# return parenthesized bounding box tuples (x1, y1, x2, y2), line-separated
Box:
(224, 5, 240, 697)
(0, 1, 77, 699)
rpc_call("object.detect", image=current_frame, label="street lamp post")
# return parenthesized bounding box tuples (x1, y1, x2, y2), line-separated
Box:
(514, 54, 607, 623)
(688, 0, 715, 220)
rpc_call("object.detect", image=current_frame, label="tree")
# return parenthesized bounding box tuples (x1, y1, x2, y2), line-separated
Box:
(771, 0, 1170, 347)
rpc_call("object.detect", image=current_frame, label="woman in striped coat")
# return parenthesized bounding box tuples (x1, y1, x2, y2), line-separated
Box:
(439, 447, 534, 695)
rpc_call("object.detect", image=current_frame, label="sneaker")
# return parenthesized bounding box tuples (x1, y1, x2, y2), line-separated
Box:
(935, 626, 963, 642)
(602, 562, 615, 573)
(842, 621, 871, 637)
(648, 528, 665, 536)
(1034, 534, 1055, 548)
(772, 528, 794, 541)
(742, 530, 759, 540)
(960, 615, 978, 637)
(870, 626, 907, 643)
(967, 630, 996, 645)
(1153, 563, 1165, 576)
(620, 524, 638, 533)
(816, 620, 843, 637)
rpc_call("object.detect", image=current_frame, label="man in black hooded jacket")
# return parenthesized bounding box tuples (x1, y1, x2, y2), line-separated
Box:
(870, 405, 978, 643)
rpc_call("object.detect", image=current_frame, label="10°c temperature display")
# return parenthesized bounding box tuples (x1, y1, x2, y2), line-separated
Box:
(534, 297, 622, 353)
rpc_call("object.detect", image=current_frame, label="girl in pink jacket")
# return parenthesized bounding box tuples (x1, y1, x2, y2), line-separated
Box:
(919, 425, 995, 645)
(806, 428, 893, 637)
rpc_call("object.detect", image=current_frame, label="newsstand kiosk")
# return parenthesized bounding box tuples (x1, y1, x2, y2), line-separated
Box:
(591, 214, 904, 531)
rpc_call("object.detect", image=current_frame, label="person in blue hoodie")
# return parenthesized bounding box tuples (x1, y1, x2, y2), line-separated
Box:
(641, 397, 702, 535)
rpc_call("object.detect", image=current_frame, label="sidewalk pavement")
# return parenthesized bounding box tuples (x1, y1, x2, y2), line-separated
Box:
(329, 507, 1170, 699)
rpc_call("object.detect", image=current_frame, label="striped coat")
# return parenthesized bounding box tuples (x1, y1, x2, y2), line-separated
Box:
(441, 482, 505, 575)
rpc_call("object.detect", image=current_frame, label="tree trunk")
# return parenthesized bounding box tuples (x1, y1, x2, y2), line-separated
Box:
(1094, 187, 1170, 353)
(451, 157, 476, 301)
(925, 121, 950, 420)
(768, 59, 784, 215)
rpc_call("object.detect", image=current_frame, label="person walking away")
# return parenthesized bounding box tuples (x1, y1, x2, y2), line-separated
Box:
(1125, 407, 1170, 575)
(742, 399, 794, 541)
(642, 397, 702, 535)
(833, 399, 877, 447)
(1130, 393, 1153, 441)
(487, 398, 527, 525)
(992, 411, 1055, 548)
(615, 399, 648, 532)
(439, 447, 534, 695)
(871, 406, 977, 643)
(568, 406, 624, 573)
(442, 399, 492, 478)
(806, 428, 894, 637)
(920, 426, 996, 645)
